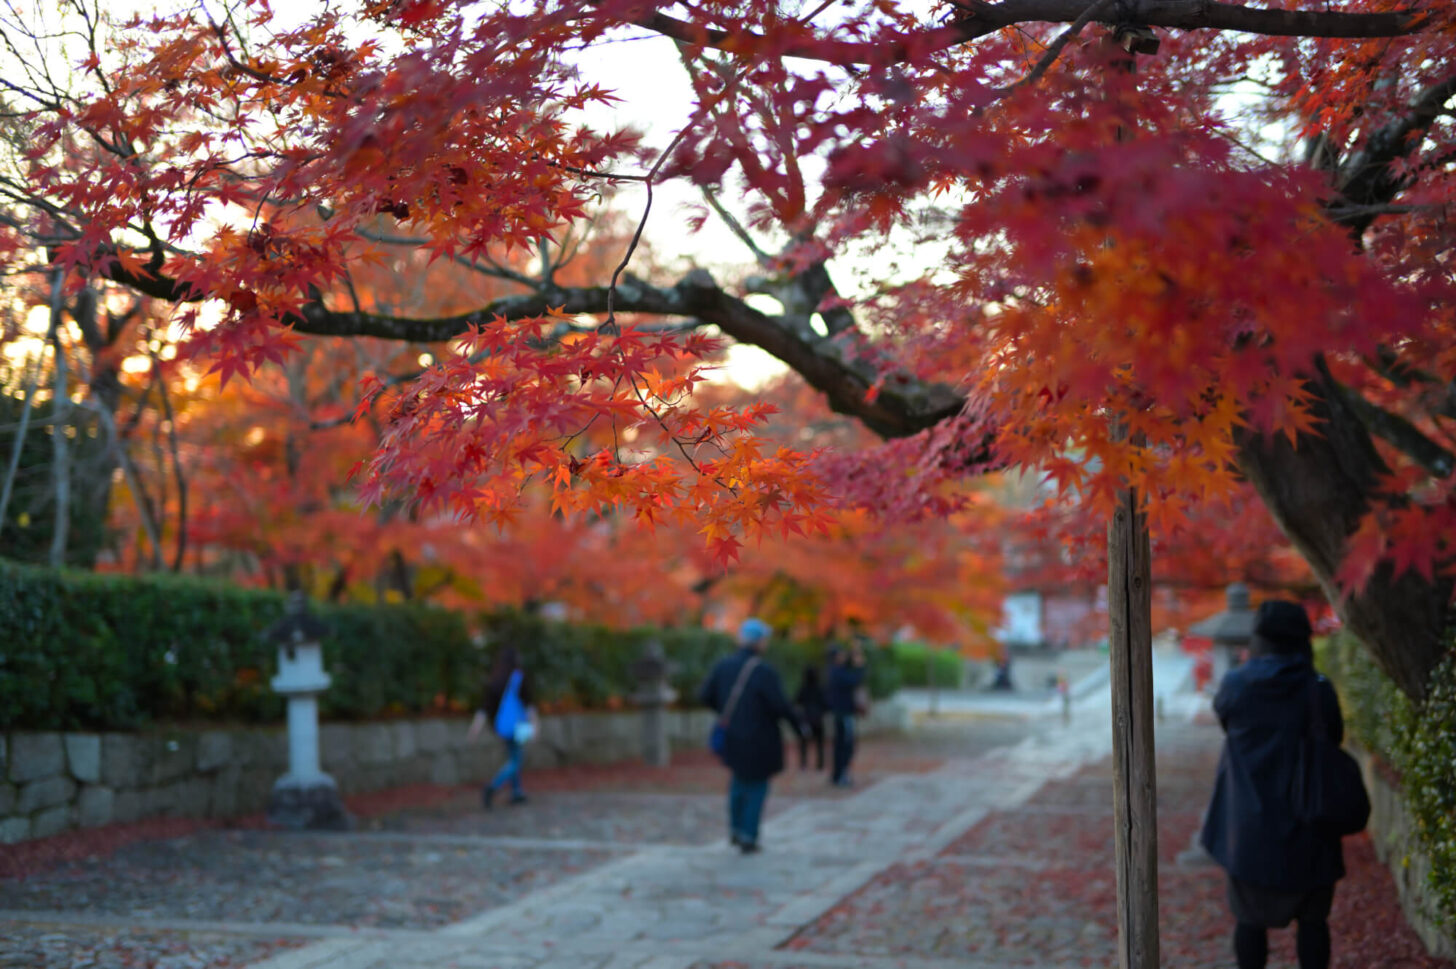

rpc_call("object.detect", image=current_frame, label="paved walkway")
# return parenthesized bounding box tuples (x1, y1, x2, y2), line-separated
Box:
(2, 672, 1448, 969)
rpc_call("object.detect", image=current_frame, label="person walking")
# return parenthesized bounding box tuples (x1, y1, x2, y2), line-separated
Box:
(793, 664, 827, 771)
(467, 646, 536, 809)
(699, 617, 803, 854)
(826, 643, 867, 788)
(1199, 600, 1358, 969)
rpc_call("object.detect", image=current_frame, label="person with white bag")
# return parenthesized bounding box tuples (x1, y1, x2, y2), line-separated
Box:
(468, 646, 537, 808)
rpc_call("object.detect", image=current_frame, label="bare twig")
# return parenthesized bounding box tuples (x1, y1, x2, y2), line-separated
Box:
(150, 347, 188, 570)
(86, 397, 164, 569)
(45, 270, 70, 567)
(0, 350, 42, 530)
(701, 187, 773, 266)
(994, 0, 1118, 95)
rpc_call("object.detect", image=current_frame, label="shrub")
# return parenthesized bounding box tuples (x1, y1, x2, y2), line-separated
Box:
(1317, 631, 1456, 931)
(1, 561, 901, 730)
(887, 641, 963, 688)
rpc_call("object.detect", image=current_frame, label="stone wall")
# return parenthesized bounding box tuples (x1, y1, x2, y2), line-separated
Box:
(1, 700, 908, 843)
(1356, 749, 1456, 960)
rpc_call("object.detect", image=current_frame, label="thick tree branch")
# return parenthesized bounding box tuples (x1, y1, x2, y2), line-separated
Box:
(1235, 372, 1453, 702)
(638, 0, 1422, 67)
(287, 270, 964, 439)
(1331, 70, 1456, 235)
(1326, 373, 1455, 479)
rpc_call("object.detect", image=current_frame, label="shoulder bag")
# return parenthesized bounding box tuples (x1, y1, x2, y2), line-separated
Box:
(709, 657, 760, 762)
(493, 670, 526, 740)
(1290, 675, 1370, 837)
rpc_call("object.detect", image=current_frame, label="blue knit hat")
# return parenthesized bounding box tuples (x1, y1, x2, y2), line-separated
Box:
(739, 617, 771, 644)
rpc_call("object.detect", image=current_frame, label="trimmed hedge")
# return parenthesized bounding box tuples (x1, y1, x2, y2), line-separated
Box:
(473, 611, 900, 709)
(0, 560, 475, 730)
(887, 642, 964, 688)
(0, 561, 900, 731)
(1316, 631, 1456, 931)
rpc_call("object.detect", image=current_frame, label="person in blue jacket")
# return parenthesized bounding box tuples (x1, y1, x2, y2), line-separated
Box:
(699, 618, 803, 854)
(825, 643, 867, 787)
(1199, 600, 1346, 969)
(467, 647, 535, 808)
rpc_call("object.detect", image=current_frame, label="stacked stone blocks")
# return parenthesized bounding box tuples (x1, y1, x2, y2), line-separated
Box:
(1, 708, 720, 844)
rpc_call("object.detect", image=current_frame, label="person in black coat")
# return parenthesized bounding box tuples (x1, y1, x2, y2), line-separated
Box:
(1199, 600, 1346, 969)
(794, 665, 827, 770)
(825, 644, 867, 787)
(698, 617, 803, 854)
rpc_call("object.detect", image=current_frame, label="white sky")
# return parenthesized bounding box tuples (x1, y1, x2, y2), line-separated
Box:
(562, 29, 797, 387)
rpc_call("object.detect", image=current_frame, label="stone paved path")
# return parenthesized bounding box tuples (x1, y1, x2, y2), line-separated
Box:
(222, 717, 1106, 969)
(2, 683, 1448, 969)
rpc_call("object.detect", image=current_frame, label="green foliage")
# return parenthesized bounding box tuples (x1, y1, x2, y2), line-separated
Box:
(0, 558, 484, 729)
(1317, 631, 1456, 930)
(1, 561, 899, 730)
(885, 641, 963, 688)
(0, 391, 111, 567)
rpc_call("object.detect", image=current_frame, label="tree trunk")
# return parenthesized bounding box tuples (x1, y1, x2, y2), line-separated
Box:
(1108, 479, 1159, 969)
(1236, 371, 1453, 702)
(46, 273, 70, 569)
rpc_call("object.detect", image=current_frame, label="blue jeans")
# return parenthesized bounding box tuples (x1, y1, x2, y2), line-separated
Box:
(488, 738, 524, 797)
(729, 775, 770, 846)
(832, 713, 856, 783)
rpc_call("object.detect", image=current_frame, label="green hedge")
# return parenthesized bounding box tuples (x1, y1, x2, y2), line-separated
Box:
(1316, 631, 1456, 931)
(0, 561, 900, 731)
(476, 612, 900, 708)
(886, 642, 963, 688)
(0, 559, 477, 730)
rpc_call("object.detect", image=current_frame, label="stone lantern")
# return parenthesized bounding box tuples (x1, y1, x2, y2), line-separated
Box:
(630, 640, 678, 767)
(1187, 582, 1257, 687)
(265, 591, 348, 830)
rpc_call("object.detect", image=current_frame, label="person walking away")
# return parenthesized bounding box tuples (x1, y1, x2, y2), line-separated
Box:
(794, 664, 827, 770)
(699, 618, 804, 854)
(826, 644, 867, 787)
(1199, 600, 1359, 969)
(468, 646, 536, 809)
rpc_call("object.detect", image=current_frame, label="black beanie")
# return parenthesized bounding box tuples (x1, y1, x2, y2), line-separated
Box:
(1253, 600, 1312, 654)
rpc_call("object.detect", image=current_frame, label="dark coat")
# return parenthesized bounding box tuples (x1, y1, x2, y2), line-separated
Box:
(699, 648, 801, 781)
(826, 663, 865, 717)
(794, 672, 827, 722)
(1199, 653, 1346, 892)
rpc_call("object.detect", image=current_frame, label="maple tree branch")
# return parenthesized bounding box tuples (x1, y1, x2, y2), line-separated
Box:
(356, 226, 542, 288)
(87, 239, 964, 439)
(1235, 372, 1454, 701)
(602, 73, 732, 333)
(700, 187, 773, 267)
(150, 345, 188, 571)
(0, 350, 41, 530)
(285, 270, 963, 439)
(1323, 374, 1456, 479)
(995, 0, 1118, 93)
(637, 1, 1422, 67)
(1331, 69, 1456, 235)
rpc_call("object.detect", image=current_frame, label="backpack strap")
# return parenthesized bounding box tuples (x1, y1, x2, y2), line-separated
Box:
(1306, 674, 1329, 740)
(720, 657, 761, 729)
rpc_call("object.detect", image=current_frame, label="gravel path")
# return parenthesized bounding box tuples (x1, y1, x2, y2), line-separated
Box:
(785, 721, 1453, 969)
(0, 925, 299, 969)
(1, 831, 616, 929)
(361, 791, 808, 845)
(3, 717, 1448, 969)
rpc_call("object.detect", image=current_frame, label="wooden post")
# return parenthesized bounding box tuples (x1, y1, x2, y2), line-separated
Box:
(1107, 459, 1159, 969)
(1103, 29, 1161, 969)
